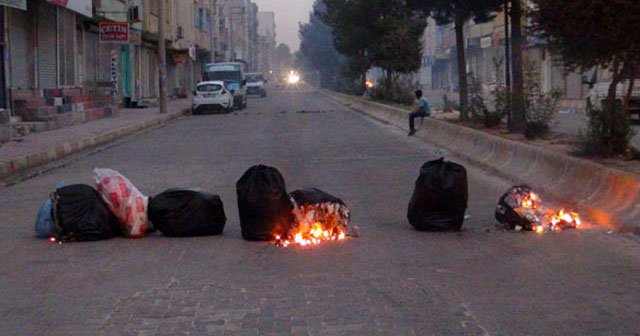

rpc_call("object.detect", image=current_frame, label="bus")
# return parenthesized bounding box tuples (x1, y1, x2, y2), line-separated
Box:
(203, 62, 247, 109)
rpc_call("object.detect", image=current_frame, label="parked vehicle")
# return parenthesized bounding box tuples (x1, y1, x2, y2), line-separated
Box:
(245, 73, 267, 97)
(204, 62, 247, 109)
(585, 69, 640, 117)
(192, 81, 234, 114)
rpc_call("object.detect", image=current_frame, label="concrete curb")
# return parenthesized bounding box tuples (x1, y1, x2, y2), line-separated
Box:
(0, 110, 186, 181)
(321, 89, 640, 233)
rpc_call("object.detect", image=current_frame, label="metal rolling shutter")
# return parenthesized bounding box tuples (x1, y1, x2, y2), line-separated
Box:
(84, 30, 98, 84)
(58, 9, 76, 86)
(99, 44, 112, 82)
(37, 2, 57, 88)
(148, 48, 157, 97)
(9, 7, 34, 89)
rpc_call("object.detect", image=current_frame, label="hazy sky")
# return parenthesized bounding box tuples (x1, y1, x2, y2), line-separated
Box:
(253, 0, 315, 51)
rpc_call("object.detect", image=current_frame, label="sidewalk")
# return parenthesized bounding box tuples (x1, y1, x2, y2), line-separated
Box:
(0, 99, 190, 180)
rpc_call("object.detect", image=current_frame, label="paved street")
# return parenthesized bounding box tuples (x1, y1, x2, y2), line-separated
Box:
(0, 89, 639, 336)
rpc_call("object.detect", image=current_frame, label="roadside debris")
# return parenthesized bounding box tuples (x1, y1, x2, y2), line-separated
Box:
(495, 185, 581, 234)
(50, 184, 120, 242)
(94, 168, 150, 238)
(148, 189, 226, 237)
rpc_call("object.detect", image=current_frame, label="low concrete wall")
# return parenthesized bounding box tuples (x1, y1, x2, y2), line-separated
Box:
(321, 89, 640, 233)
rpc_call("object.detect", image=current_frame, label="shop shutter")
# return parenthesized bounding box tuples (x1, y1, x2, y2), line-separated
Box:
(98, 43, 112, 82)
(37, 2, 57, 89)
(148, 48, 157, 97)
(58, 9, 76, 86)
(84, 30, 98, 84)
(9, 7, 34, 89)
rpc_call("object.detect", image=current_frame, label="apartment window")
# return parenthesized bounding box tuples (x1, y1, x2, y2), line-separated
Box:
(197, 8, 205, 29)
(205, 9, 211, 32)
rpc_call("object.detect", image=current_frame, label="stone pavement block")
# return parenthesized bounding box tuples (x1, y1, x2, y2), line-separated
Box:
(1, 91, 639, 336)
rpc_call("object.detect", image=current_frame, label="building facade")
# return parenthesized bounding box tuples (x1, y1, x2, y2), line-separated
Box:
(420, 11, 585, 108)
(0, 0, 263, 130)
(256, 11, 276, 77)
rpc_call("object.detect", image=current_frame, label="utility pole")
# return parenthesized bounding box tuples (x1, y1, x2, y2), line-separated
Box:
(210, 0, 217, 63)
(158, 0, 168, 114)
(504, 1, 511, 125)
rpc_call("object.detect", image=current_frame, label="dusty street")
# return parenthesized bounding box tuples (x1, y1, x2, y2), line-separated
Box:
(0, 90, 638, 335)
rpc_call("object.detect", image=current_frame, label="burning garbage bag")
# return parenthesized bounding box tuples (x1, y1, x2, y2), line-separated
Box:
(236, 165, 293, 241)
(407, 158, 468, 231)
(148, 189, 227, 237)
(94, 168, 150, 238)
(279, 188, 349, 246)
(495, 185, 543, 231)
(51, 184, 121, 242)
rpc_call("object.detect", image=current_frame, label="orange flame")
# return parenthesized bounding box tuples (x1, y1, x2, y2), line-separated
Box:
(522, 192, 540, 209)
(275, 222, 347, 247)
(550, 209, 581, 231)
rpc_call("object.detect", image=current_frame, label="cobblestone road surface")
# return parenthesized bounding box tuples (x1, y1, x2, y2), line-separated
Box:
(0, 89, 639, 335)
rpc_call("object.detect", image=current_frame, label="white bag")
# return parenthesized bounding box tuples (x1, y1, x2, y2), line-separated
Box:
(94, 168, 149, 238)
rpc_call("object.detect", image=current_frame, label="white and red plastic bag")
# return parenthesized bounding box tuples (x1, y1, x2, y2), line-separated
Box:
(94, 168, 149, 238)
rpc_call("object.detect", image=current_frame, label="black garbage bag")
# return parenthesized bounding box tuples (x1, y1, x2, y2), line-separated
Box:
(407, 158, 468, 231)
(236, 165, 293, 241)
(52, 184, 121, 242)
(148, 189, 226, 237)
(495, 185, 542, 230)
(290, 188, 350, 234)
(290, 188, 345, 207)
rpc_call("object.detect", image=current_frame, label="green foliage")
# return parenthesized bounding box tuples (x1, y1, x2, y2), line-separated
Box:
(319, 0, 427, 93)
(531, 0, 640, 152)
(582, 99, 633, 156)
(298, 1, 349, 90)
(468, 73, 501, 128)
(406, 0, 503, 121)
(406, 0, 502, 26)
(369, 79, 416, 105)
(531, 1, 640, 72)
(522, 62, 563, 139)
(275, 44, 293, 72)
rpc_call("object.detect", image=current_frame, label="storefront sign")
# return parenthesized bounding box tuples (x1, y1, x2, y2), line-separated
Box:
(0, 0, 26, 10)
(99, 22, 130, 44)
(110, 49, 119, 94)
(480, 36, 492, 49)
(128, 29, 141, 45)
(47, 0, 92, 18)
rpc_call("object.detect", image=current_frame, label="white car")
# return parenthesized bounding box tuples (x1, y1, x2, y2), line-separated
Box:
(192, 81, 234, 114)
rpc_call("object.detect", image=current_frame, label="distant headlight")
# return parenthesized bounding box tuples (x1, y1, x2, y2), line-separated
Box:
(287, 72, 300, 84)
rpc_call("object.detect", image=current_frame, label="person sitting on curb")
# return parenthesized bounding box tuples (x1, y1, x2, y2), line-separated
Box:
(408, 90, 432, 136)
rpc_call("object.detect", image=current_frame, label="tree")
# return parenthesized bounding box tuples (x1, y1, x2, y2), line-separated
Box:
(298, 0, 346, 89)
(407, 0, 503, 121)
(370, 3, 427, 91)
(320, 0, 427, 94)
(531, 0, 640, 155)
(319, 0, 378, 93)
(275, 43, 294, 75)
(509, 0, 526, 133)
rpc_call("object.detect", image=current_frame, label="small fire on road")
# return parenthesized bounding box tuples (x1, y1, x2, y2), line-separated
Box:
(496, 185, 583, 234)
(275, 195, 349, 247)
